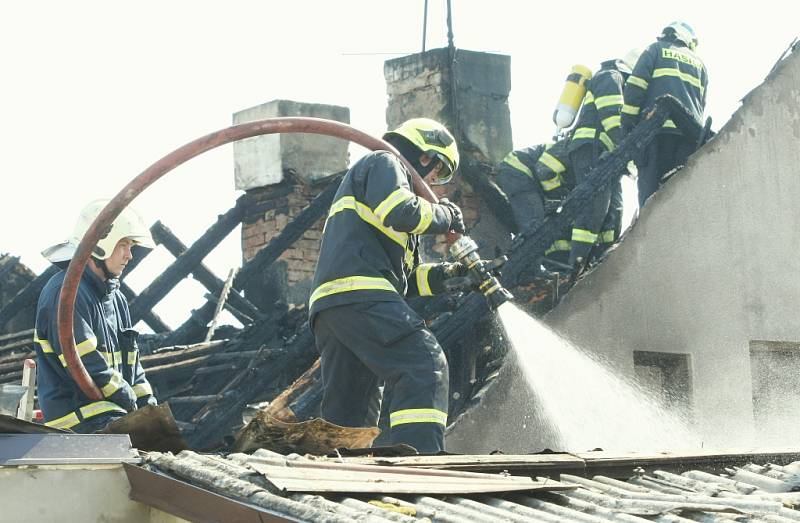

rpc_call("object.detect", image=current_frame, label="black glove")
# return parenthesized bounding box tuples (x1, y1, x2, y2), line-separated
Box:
(439, 198, 465, 234)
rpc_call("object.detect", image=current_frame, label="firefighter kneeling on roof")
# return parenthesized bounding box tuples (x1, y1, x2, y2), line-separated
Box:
(35, 201, 158, 433)
(309, 118, 467, 454)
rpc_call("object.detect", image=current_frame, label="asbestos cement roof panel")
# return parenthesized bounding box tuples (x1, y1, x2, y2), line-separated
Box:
(138, 449, 800, 522)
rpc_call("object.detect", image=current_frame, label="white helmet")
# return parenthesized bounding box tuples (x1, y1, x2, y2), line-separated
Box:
(42, 200, 155, 263)
(619, 48, 643, 74)
(661, 21, 698, 50)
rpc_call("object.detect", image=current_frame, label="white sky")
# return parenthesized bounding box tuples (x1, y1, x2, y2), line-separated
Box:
(1, 1, 797, 330)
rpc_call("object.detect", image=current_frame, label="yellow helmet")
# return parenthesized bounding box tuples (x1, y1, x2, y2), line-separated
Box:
(383, 118, 459, 184)
(42, 200, 155, 263)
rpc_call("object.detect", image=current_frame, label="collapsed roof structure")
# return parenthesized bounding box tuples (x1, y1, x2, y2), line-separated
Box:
(1, 37, 799, 521)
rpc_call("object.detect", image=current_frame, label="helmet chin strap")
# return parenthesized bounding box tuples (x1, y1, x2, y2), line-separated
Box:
(92, 256, 116, 281)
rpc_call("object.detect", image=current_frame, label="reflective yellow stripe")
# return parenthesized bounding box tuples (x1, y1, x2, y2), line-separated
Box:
(79, 401, 126, 420)
(653, 67, 704, 93)
(410, 199, 434, 234)
(601, 115, 621, 131)
(133, 383, 153, 398)
(374, 188, 414, 223)
(127, 349, 138, 366)
(599, 132, 614, 152)
(309, 276, 397, 308)
(621, 104, 640, 116)
(572, 228, 599, 244)
(663, 119, 677, 129)
(100, 350, 122, 367)
(601, 230, 616, 243)
(389, 408, 447, 427)
(538, 152, 566, 174)
(503, 153, 534, 178)
(44, 401, 126, 429)
(101, 371, 124, 397)
(573, 128, 597, 140)
(328, 196, 414, 268)
(44, 411, 81, 429)
(545, 240, 571, 255)
(539, 174, 562, 192)
(627, 75, 649, 90)
(594, 94, 622, 109)
(582, 91, 595, 106)
(34, 334, 54, 353)
(57, 337, 98, 367)
(415, 263, 435, 297)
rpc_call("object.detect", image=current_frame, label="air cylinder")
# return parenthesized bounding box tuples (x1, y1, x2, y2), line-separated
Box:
(553, 65, 592, 130)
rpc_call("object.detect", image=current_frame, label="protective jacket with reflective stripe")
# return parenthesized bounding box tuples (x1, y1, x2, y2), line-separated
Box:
(533, 138, 575, 200)
(34, 267, 156, 430)
(621, 38, 707, 135)
(568, 60, 627, 154)
(309, 151, 454, 322)
(499, 142, 574, 198)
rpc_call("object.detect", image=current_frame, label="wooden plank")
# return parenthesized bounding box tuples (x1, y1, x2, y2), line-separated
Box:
(248, 461, 575, 494)
(575, 448, 800, 477)
(0, 338, 34, 354)
(119, 281, 171, 333)
(0, 266, 58, 332)
(0, 350, 34, 365)
(129, 197, 245, 324)
(0, 329, 34, 344)
(16, 359, 36, 420)
(141, 340, 227, 366)
(341, 453, 587, 474)
(144, 355, 214, 376)
(151, 221, 262, 322)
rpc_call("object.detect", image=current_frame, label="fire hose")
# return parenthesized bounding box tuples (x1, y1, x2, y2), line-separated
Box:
(57, 117, 511, 401)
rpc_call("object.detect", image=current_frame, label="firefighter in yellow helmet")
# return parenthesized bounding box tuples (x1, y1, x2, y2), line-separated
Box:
(34, 200, 158, 432)
(309, 118, 466, 453)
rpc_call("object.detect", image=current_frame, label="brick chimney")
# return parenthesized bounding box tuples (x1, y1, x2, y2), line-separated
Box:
(384, 47, 513, 259)
(233, 100, 349, 308)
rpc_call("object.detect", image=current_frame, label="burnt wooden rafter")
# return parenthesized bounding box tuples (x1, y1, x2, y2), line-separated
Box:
(150, 221, 262, 323)
(129, 197, 246, 324)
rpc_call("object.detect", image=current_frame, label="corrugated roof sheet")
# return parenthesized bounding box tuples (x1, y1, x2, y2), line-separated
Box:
(138, 450, 800, 522)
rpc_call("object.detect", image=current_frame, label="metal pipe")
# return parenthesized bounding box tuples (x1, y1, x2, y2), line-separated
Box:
(421, 0, 428, 52)
(57, 117, 432, 400)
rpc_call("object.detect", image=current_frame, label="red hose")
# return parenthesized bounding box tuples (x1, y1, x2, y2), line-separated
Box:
(58, 117, 445, 400)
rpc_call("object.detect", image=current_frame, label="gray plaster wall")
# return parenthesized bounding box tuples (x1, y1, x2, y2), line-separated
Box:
(0, 465, 187, 522)
(447, 50, 800, 453)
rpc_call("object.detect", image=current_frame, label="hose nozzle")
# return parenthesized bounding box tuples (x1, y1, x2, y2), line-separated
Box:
(448, 236, 514, 310)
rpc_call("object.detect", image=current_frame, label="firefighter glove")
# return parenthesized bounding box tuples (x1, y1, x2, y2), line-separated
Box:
(439, 198, 465, 234)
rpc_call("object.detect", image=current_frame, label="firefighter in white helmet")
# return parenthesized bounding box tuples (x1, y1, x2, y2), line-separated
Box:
(621, 21, 708, 207)
(34, 200, 158, 432)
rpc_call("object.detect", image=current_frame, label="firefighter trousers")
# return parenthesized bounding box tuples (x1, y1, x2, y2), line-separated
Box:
(568, 145, 622, 267)
(637, 134, 696, 207)
(313, 300, 449, 454)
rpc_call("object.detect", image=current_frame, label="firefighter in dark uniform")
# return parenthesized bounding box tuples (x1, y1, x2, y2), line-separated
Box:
(35, 200, 158, 432)
(566, 51, 639, 269)
(495, 136, 575, 267)
(621, 21, 708, 207)
(309, 118, 467, 454)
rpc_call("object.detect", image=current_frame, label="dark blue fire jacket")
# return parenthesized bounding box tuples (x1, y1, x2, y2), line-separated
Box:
(34, 267, 156, 431)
